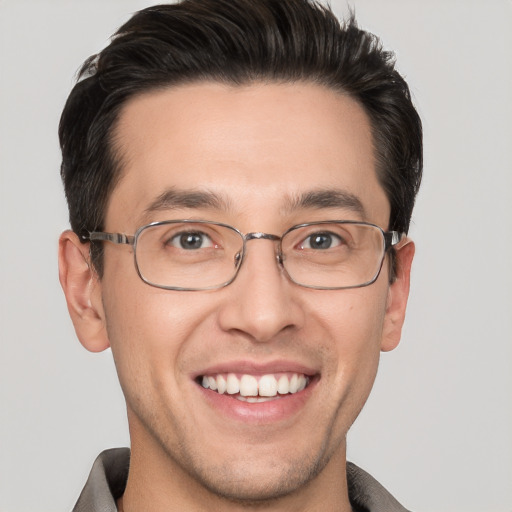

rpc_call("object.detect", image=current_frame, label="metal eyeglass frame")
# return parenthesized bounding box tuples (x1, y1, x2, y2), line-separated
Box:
(83, 219, 403, 291)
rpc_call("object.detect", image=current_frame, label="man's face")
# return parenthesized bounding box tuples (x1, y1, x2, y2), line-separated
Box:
(89, 82, 409, 501)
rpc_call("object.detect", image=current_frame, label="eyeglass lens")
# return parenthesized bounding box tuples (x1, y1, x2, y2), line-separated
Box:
(134, 221, 386, 290)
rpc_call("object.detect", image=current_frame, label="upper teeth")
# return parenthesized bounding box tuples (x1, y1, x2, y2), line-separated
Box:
(201, 373, 308, 397)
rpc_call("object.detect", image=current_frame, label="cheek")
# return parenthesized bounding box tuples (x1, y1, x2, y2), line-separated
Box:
(313, 284, 389, 349)
(311, 285, 389, 386)
(295, 286, 390, 442)
(99, 256, 214, 393)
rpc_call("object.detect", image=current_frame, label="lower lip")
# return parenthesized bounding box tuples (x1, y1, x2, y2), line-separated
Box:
(197, 378, 317, 424)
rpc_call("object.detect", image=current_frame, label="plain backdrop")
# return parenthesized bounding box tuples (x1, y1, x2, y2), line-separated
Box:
(1, 1, 511, 511)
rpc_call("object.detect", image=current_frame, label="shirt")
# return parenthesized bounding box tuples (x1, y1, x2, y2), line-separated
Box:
(72, 448, 411, 512)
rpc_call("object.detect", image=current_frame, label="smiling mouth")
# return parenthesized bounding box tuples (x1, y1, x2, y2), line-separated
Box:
(198, 372, 311, 402)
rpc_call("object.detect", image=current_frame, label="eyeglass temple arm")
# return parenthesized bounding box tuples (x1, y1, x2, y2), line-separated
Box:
(85, 232, 135, 245)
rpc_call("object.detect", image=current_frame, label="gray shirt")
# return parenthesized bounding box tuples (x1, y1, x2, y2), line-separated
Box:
(72, 448, 411, 512)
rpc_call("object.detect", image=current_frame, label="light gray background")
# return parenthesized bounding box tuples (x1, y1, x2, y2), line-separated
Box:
(1, 1, 511, 511)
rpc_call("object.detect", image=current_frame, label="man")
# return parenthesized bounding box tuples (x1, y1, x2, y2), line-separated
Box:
(58, 0, 422, 510)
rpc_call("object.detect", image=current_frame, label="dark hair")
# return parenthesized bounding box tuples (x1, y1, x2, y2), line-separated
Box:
(59, 0, 422, 274)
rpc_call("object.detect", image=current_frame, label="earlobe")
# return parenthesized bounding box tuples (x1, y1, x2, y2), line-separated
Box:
(380, 239, 415, 352)
(58, 230, 110, 352)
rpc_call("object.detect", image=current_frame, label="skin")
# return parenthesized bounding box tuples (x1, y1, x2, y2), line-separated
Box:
(59, 81, 414, 512)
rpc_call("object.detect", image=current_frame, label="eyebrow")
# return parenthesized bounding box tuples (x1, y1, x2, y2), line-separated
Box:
(140, 186, 365, 223)
(141, 188, 231, 221)
(284, 189, 366, 218)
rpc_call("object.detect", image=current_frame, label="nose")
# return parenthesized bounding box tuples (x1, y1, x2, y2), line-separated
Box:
(217, 237, 305, 343)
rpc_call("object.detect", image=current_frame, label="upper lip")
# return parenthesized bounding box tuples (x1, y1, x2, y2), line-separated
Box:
(193, 359, 318, 378)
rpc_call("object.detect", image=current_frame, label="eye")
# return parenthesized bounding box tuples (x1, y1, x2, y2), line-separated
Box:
(167, 231, 214, 250)
(299, 231, 343, 250)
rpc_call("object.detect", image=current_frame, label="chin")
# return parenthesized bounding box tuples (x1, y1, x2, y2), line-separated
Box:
(187, 454, 325, 504)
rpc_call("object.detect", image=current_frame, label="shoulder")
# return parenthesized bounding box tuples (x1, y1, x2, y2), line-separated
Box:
(72, 448, 130, 512)
(347, 462, 412, 512)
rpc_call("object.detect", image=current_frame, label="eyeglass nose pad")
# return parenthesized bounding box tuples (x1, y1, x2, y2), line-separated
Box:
(234, 251, 242, 268)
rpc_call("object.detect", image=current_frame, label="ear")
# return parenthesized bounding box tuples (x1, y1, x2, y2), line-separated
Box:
(380, 239, 415, 352)
(58, 230, 110, 352)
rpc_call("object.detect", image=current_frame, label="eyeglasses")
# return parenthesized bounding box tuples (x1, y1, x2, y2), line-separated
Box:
(85, 220, 402, 291)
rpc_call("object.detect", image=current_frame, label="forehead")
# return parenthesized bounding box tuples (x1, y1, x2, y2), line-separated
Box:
(106, 81, 389, 229)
